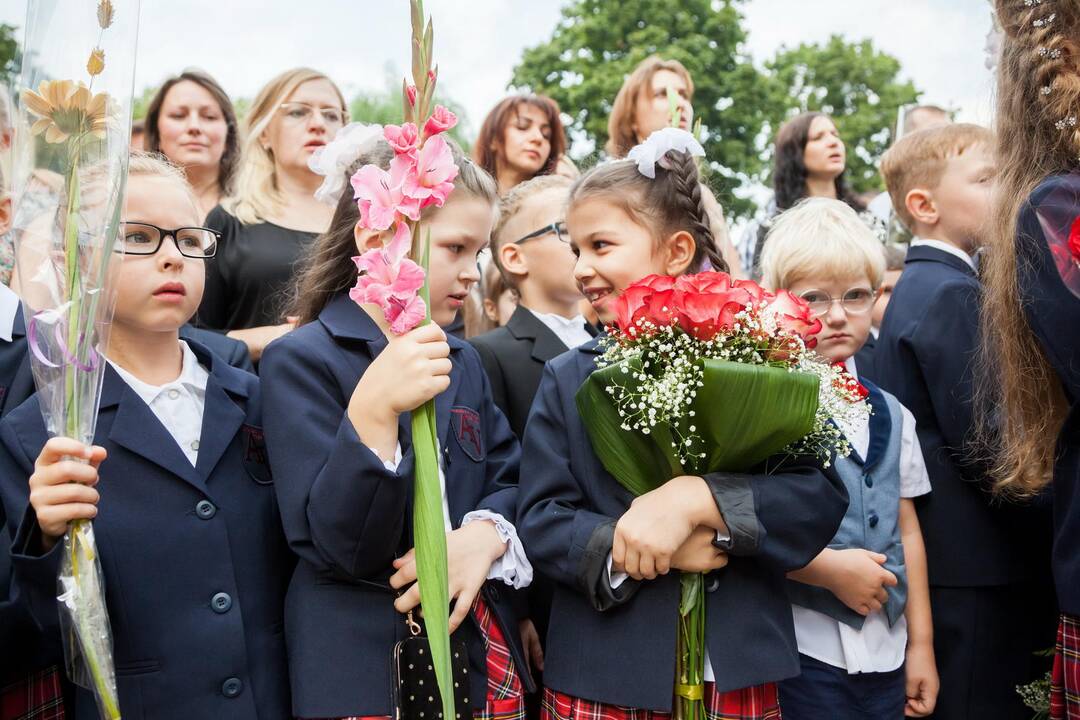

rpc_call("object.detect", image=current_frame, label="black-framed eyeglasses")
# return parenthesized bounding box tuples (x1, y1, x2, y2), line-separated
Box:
(514, 221, 568, 245)
(798, 287, 876, 317)
(118, 222, 219, 259)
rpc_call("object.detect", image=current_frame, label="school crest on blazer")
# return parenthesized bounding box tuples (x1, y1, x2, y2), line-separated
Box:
(450, 406, 484, 461)
(241, 423, 272, 484)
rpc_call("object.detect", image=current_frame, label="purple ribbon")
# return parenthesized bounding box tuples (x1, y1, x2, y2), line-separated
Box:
(27, 312, 101, 373)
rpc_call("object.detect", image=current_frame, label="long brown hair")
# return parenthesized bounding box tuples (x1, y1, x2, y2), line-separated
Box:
(289, 138, 499, 326)
(473, 95, 567, 181)
(144, 69, 240, 196)
(979, 0, 1077, 498)
(569, 152, 728, 274)
(773, 112, 863, 212)
(606, 57, 694, 159)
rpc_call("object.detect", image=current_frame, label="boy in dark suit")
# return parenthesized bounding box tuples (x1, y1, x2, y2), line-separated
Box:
(470, 175, 592, 439)
(469, 174, 591, 704)
(876, 124, 1056, 719)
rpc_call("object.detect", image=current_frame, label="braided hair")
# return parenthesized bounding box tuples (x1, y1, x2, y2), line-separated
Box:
(568, 150, 729, 274)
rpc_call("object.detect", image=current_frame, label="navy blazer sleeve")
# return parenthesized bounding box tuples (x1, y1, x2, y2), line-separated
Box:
(518, 364, 624, 593)
(261, 335, 409, 581)
(703, 458, 848, 573)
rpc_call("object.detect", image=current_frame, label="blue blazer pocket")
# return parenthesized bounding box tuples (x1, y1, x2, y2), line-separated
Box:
(241, 424, 273, 484)
(449, 405, 485, 462)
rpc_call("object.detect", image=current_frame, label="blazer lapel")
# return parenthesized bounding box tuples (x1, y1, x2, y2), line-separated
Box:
(506, 306, 570, 363)
(906, 244, 978, 279)
(861, 381, 892, 472)
(194, 371, 247, 480)
(102, 368, 208, 494)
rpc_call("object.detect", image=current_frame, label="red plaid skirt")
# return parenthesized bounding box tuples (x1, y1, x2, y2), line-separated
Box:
(306, 595, 524, 720)
(540, 683, 780, 720)
(0, 665, 65, 720)
(1051, 613, 1080, 720)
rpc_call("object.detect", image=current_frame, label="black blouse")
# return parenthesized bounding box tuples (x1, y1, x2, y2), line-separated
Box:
(197, 205, 318, 331)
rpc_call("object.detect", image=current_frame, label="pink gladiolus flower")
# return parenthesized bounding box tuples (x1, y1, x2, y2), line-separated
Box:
(406, 84, 418, 107)
(384, 123, 420, 154)
(399, 134, 458, 209)
(351, 162, 420, 230)
(349, 221, 428, 334)
(423, 106, 458, 137)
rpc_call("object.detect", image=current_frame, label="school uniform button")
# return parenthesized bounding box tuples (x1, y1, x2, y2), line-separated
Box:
(863, 473, 873, 488)
(221, 677, 243, 698)
(211, 592, 233, 613)
(168, 389, 180, 400)
(191, 440, 200, 451)
(868, 513, 879, 528)
(195, 500, 216, 519)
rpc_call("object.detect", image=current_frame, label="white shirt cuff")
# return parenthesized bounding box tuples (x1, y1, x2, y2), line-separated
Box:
(370, 442, 405, 472)
(461, 511, 533, 589)
(606, 551, 629, 589)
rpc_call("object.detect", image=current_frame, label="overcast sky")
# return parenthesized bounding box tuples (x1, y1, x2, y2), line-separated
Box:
(3, 0, 996, 136)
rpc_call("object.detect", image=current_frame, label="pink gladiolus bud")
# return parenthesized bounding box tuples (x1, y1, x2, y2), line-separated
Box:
(384, 123, 420, 154)
(406, 84, 418, 106)
(427, 69, 437, 84)
(423, 105, 458, 137)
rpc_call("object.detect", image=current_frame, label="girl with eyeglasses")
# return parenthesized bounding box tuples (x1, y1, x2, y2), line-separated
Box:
(197, 68, 349, 364)
(0, 152, 293, 719)
(760, 197, 938, 720)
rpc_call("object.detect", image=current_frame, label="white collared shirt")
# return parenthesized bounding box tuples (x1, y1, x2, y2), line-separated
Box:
(109, 341, 209, 467)
(527, 308, 593, 349)
(0, 283, 19, 342)
(910, 237, 977, 273)
(790, 357, 931, 674)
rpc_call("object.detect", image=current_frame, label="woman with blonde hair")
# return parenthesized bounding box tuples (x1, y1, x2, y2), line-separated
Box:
(982, 3, 1080, 716)
(606, 56, 744, 276)
(198, 67, 347, 362)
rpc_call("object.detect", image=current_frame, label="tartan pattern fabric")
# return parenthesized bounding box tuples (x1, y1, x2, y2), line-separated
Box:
(539, 682, 781, 720)
(1051, 613, 1080, 720)
(305, 594, 524, 720)
(0, 665, 66, 720)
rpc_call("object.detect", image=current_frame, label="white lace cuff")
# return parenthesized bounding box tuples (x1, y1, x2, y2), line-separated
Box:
(461, 511, 533, 589)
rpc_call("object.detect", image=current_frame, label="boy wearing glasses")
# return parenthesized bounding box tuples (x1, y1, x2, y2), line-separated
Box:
(759, 197, 939, 719)
(876, 124, 1055, 719)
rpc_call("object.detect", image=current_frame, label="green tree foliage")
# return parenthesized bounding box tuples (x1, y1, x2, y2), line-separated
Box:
(765, 35, 920, 193)
(0, 24, 17, 89)
(510, 0, 772, 219)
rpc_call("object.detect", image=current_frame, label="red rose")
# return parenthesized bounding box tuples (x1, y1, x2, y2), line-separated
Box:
(637, 274, 677, 291)
(614, 284, 654, 332)
(731, 277, 770, 307)
(644, 288, 682, 327)
(674, 271, 732, 294)
(676, 289, 746, 341)
(761, 289, 823, 342)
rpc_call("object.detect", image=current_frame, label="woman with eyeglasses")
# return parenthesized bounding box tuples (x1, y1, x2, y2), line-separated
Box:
(197, 68, 349, 363)
(143, 69, 240, 221)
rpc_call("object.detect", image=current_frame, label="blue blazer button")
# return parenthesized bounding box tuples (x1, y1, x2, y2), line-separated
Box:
(195, 500, 216, 520)
(863, 474, 873, 488)
(211, 592, 233, 613)
(222, 677, 243, 698)
(868, 513, 879, 528)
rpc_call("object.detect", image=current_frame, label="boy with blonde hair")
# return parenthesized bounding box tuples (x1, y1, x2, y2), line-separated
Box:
(876, 124, 1056, 719)
(761, 198, 938, 719)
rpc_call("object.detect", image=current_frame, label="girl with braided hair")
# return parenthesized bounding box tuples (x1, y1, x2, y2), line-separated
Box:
(516, 129, 847, 719)
(983, 2, 1080, 717)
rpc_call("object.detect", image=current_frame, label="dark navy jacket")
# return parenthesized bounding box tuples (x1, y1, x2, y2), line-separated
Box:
(0, 306, 32, 418)
(517, 338, 848, 711)
(874, 244, 1052, 587)
(0, 341, 292, 720)
(1017, 174, 1080, 614)
(180, 324, 254, 373)
(259, 293, 532, 718)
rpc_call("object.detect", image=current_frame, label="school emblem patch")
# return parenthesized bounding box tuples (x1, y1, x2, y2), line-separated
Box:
(241, 424, 272, 484)
(450, 406, 484, 461)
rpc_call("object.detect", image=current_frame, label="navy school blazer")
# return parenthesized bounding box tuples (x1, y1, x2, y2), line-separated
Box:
(1017, 174, 1080, 614)
(516, 337, 848, 711)
(0, 341, 292, 720)
(874, 244, 1052, 588)
(259, 292, 533, 718)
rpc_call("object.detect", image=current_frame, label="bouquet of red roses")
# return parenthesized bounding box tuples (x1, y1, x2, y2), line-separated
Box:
(576, 270, 868, 720)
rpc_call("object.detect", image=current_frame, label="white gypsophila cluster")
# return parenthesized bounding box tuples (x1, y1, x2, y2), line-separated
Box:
(597, 306, 870, 469)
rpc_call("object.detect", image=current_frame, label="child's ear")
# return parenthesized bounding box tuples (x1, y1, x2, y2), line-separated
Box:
(0, 195, 10, 236)
(498, 241, 529, 282)
(662, 229, 696, 276)
(354, 222, 385, 254)
(905, 188, 939, 227)
(482, 297, 498, 323)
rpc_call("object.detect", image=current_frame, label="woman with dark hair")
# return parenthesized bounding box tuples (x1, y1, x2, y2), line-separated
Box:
(740, 111, 884, 279)
(474, 94, 576, 195)
(144, 69, 240, 219)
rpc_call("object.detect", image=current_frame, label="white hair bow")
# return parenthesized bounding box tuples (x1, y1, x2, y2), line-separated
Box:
(626, 127, 706, 179)
(309, 122, 384, 205)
